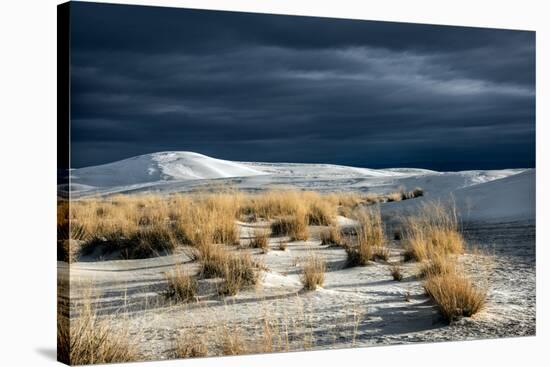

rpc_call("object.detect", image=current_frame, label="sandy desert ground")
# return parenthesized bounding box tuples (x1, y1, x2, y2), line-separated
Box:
(58, 152, 535, 362)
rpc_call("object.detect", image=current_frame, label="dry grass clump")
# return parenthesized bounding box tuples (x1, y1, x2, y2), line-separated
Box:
(300, 254, 326, 290)
(400, 201, 488, 322)
(197, 244, 230, 278)
(204, 193, 241, 246)
(386, 187, 424, 202)
(198, 245, 260, 296)
(346, 207, 387, 266)
(424, 272, 487, 323)
(57, 307, 71, 364)
(320, 223, 344, 246)
(218, 252, 260, 296)
(404, 201, 464, 262)
(164, 267, 198, 303)
(222, 326, 246, 355)
(417, 252, 457, 278)
(345, 244, 371, 267)
(270, 208, 309, 241)
(386, 192, 404, 202)
(249, 228, 270, 253)
(71, 196, 180, 259)
(403, 187, 424, 200)
(304, 193, 336, 225)
(355, 207, 385, 247)
(240, 190, 337, 226)
(239, 190, 303, 220)
(70, 193, 242, 260)
(176, 194, 240, 248)
(372, 246, 390, 262)
(390, 264, 403, 281)
(58, 299, 138, 365)
(175, 333, 208, 358)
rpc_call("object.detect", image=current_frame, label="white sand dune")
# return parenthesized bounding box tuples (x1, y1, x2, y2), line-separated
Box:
(381, 168, 535, 223)
(454, 169, 535, 222)
(70, 151, 266, 187)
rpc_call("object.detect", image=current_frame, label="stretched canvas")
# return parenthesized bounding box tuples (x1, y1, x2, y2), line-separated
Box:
(57, 1, 536, 365)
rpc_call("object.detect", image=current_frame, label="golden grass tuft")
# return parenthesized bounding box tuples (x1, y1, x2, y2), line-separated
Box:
(404, 201, 464, 262)
(164, 267, 198, 303)
(197, 244, 260, 295)
(249, 228, 270, 253)
(423, 272, 487, 323)
(175, 333, 208, 358)
(270, 210, 309, 241)
(320, 223, 344, 246)
(197, 244, 230, 278)
(346, 207, 387, 266)
(218, 252, 260, 296)
(372, 246, 390, 262)
(222, 326, 246, 355)
(58, 299, 139, 365)
(300, 254, 326, 290)
(389, 263, 403, 281)
(417, 252, 457, 278)
(304, 193, 336, 225)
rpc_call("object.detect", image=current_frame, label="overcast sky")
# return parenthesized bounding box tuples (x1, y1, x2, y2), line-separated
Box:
(70, 2, 535, 171)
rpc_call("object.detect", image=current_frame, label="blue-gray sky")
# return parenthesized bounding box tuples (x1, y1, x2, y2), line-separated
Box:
(70, 1, 535, 171)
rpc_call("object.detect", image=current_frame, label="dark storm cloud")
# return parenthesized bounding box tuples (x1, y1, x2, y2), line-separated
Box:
(69, 1, 535, 170)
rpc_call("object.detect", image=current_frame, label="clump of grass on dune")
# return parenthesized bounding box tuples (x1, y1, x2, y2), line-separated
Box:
(197, 244, 231, 279)
(270, 207, 309, 241)
(240, 190, 337, 227)
(404, 201, 464, 262)
(303, 192, 336, 225)
(175, 333, 208, 358)
(177, 193, 240, 248)
(71, 192, 244, 260)
(218, 252, 260, 296)
(195, 244, 260, 295)
(398, 200, 487, 323)
(164, 267, 198, 303)
(372, 245, 390, 262)
(389, 263, 403, 281)
(423, 272, 487, 323)
(249, 228, 270, 253)
(417, 252, 457, 278)
(57, 307, 71, 364)
(239, 190, 302, 220)
(346, 207, 387, 266)
(222, 326, 246, 355)
(300, 254, 326, 290)
(320, 223, 344, 246)
(58, 299, 138, 365)
(71, 196, 179, 259)
(204, 193, 242, 246)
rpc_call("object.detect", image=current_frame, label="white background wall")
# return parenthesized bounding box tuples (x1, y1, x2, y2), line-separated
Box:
(0, 0, 547, 366)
